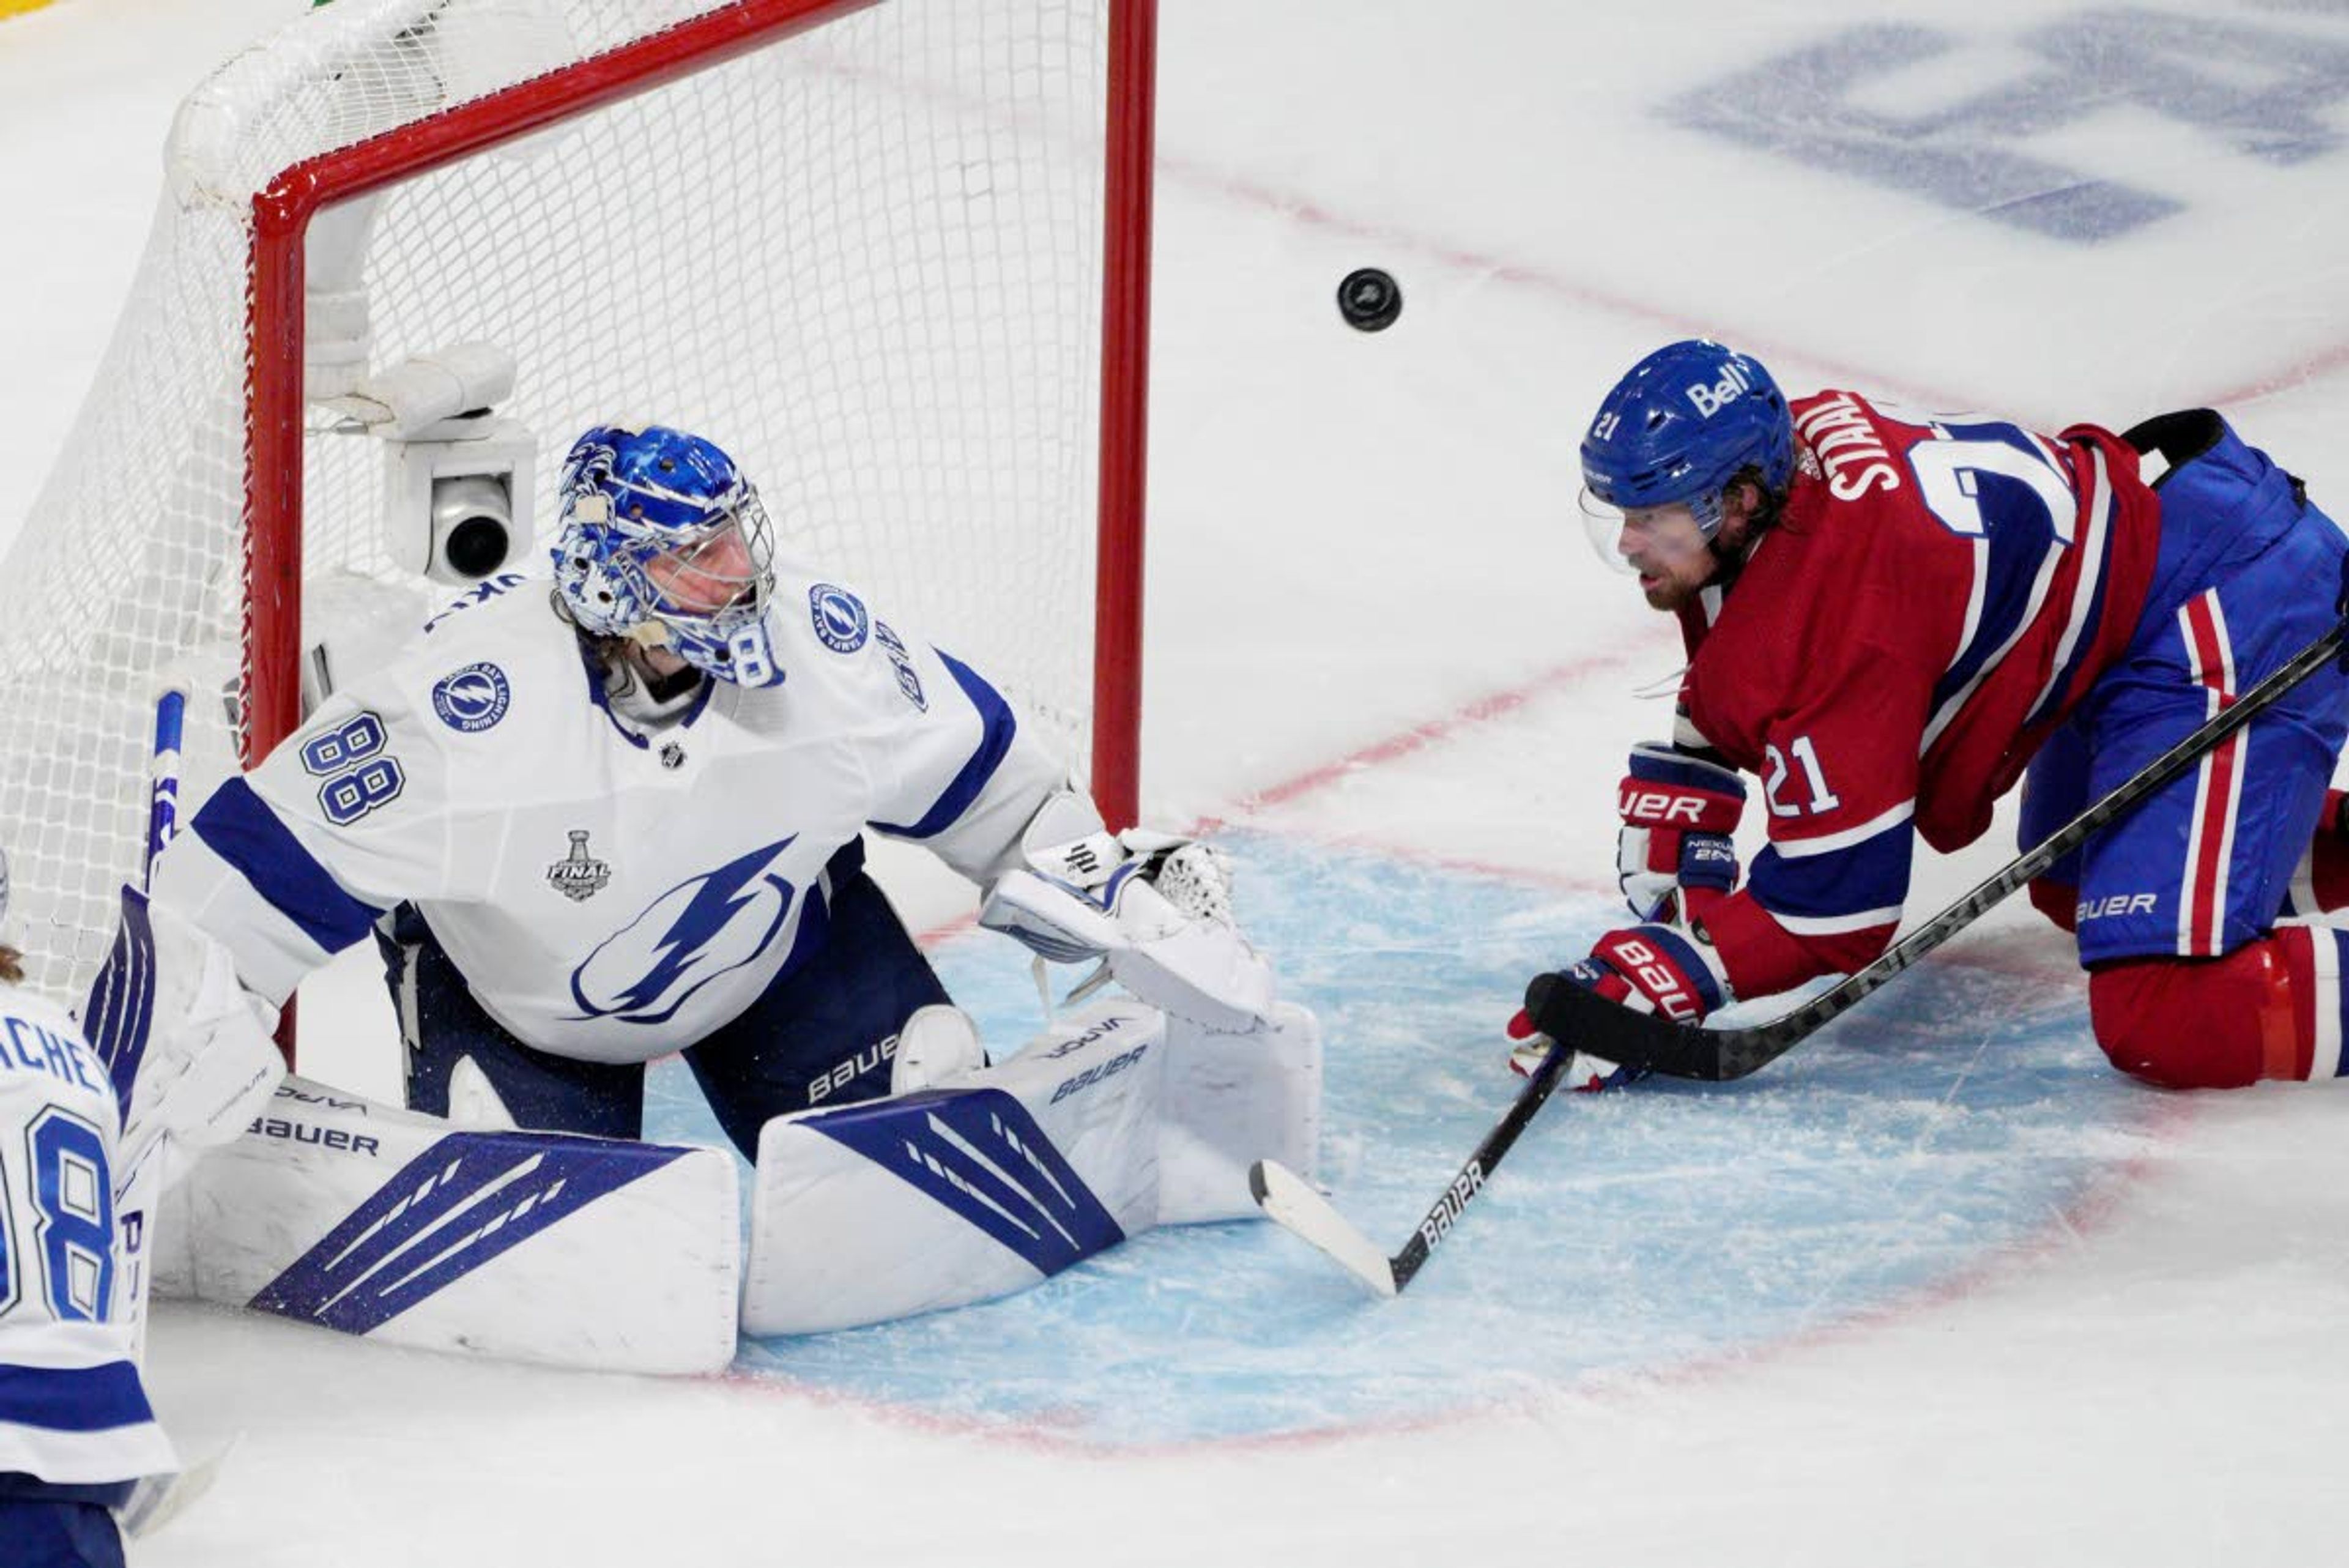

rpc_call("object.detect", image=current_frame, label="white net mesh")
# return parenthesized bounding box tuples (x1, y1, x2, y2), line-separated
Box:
(0, 0, 1118, 995)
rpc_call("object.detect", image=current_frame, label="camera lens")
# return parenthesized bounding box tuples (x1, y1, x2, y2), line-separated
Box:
(431, 474, 516, 579)
(444, 516, 511, 579)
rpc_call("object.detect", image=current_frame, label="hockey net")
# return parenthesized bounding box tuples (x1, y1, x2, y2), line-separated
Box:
(0, 0, 1151, 996)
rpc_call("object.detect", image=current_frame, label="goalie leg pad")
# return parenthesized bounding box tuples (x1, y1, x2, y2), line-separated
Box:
(743, 1001, 1166, 1336)
(156, 1074, 739, 1375)
(1156, 1001, 1322, 1225)
(888, 1005, 985, 1095)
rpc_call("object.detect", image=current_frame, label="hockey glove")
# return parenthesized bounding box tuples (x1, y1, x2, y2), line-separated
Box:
(981, 830, 1273, 1033)
(1531, 921, 1733, 1035)
(1501, 1009, 1639, 1094)
(1617, 742, 1743, 924)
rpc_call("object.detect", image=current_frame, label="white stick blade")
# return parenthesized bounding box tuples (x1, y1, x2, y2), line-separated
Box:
(1249, 1159, 1398, 1298)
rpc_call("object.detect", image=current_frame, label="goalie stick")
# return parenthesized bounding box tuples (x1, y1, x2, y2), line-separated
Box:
(1528, 608, 2349, 1083)
(144, 686, 187, 884)
(1250, 1038, 1584, 1296)
(113, 685, 240, 1542)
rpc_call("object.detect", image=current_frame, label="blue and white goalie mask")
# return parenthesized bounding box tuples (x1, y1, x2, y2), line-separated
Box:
(552, 424, 785, 686)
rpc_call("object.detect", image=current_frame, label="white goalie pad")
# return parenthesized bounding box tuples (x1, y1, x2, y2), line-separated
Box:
(1159, 1001, 1321, 1225)
(741, 998, 1320, 1336)
(152, 1074, 740, 1375)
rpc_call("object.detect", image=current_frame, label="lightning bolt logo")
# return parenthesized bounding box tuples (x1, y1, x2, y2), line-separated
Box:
(569, 836, 798, 1024)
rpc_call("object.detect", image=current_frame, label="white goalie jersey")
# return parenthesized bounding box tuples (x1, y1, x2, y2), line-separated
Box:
(0, 979, 177, 1485)
(151, 570, 1078, 1065)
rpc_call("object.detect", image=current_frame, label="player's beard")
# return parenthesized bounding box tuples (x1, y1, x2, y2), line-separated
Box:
(1638, 563, 1708, 613)
(1639, 532, 1746, 612)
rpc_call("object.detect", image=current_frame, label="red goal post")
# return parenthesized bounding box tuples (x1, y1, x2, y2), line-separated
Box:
(0, 0, 1153, 994)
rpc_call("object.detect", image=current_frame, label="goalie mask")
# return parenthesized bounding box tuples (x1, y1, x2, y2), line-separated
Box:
(552, 424, 785, 686)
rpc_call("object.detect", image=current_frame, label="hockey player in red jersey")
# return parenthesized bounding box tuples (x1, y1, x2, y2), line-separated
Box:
(1516, 339, 2349, 1090)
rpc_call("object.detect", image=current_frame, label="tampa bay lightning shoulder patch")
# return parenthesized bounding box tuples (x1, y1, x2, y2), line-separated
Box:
(809, 582, 870, 653)
(431, 661, 511, 733)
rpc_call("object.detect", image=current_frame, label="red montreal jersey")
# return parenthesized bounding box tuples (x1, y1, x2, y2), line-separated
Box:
(1676, 390, 2162, 1000)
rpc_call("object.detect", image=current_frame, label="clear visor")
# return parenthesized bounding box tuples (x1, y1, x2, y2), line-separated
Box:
(1578, 486, 1639, 576)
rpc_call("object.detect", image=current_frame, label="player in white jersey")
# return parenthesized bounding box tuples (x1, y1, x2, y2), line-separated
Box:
(133, 424, 1272, 1153)
(0, 848, 174, 1568)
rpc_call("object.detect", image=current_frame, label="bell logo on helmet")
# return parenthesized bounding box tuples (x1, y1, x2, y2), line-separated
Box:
(1685, 357, 1754, 419)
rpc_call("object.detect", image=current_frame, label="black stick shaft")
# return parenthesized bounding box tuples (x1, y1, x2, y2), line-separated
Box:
(1386, 1038, 1579, 1289)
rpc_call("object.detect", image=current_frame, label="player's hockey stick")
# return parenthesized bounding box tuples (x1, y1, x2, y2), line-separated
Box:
(1250, 1036, 1585, 1296)
(1526, 612, 2349, 1082)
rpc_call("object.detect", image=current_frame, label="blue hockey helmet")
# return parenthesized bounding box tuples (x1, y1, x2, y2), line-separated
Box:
(552, 424, 784, 687)
(1579, 340, 1795, 541)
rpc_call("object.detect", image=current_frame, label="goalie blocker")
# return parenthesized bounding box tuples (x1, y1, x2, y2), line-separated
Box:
(156, 998, 1319, 1360)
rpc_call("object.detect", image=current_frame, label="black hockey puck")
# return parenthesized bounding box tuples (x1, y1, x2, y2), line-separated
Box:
(1337, 267, 1402, 332)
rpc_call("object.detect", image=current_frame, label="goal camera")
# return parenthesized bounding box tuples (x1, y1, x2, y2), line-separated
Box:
(335, 343, 538, 584)
(385, 414, 536, 584)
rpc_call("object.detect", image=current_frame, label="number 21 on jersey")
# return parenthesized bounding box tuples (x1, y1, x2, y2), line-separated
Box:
(1762, 734, 1839, 818)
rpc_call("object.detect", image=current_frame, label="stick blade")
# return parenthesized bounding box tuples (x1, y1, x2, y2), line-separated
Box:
(1249, 1159, 1398, 1298)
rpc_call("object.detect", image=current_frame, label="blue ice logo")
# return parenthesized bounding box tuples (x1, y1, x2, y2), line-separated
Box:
(431, 663, 511, 733)
(809, 583, 869, 653)
(570, 837, 798, 1024)
(1669, 13, 2349, 244)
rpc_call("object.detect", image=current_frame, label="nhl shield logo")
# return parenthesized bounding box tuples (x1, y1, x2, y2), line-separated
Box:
(548, 830, 611, 902)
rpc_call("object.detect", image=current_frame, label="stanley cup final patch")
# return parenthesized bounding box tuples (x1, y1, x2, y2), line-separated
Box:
(809, 582, 870, 653)
(548, 830, 612, 902)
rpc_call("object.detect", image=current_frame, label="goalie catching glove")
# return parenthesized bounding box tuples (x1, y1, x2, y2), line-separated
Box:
(980, 798, 1273, 1033)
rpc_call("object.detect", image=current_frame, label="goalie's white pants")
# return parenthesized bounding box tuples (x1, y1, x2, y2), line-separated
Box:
(741, 998, 1321, 1336)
